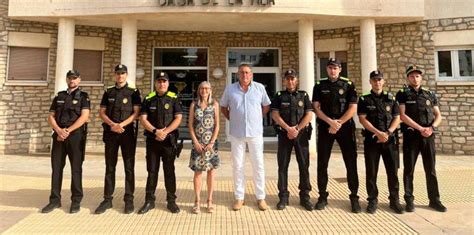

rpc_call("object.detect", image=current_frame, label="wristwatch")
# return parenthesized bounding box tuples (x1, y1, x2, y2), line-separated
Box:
(152, 128, 157, 134)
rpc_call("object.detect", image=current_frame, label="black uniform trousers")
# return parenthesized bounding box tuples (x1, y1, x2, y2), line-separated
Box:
(49, 128, 84, 204)
(277, 129, 312, 201)
(403, 130, 440, 203)
(144, 137, 177, 203)
(103, 125, 136, 203)
(364, 138, 400, 202)
(317, 120, 359, 198)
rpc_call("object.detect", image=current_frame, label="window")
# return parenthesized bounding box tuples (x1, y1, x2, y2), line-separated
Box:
(7, 47, 49, 81)
(316, 51, 348, 80)
(73, 49, 103, 83)
(436, 48, 474, 81)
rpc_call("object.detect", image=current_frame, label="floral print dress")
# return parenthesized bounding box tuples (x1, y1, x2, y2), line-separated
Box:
(189, 104, 220, 172)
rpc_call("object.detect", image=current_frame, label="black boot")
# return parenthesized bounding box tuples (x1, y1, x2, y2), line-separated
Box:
(429, 201, 447, 212)
(366, 200, 377, 214)
(350, 196, 361, 214)
(167, 201, 180, 213)
(41, 202, 61, 213)
(389, 200, 404, 214)
(300, 198, 313, 211)
(95, 200, 112, 214)
(70, 202, 80, 214)
(138, 201, 155, 214)
(405, 200, 415, 212)
(276, 199, 288, 210)
(124, 201, 134, 214)
(314, 198, 328, 210)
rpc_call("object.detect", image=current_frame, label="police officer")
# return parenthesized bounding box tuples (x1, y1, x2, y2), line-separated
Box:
(358, 70, 403, 214)
(396, 65, 446, 213)
(271, 69, 313, 211)
(138, 72, 183, 214)
(94, 64, 141, 214)
(41, 70, 90, 214)
(312, 58, 361, 213)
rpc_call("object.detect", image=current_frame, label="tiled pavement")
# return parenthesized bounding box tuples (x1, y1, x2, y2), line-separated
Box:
(0, 146, 473, 234)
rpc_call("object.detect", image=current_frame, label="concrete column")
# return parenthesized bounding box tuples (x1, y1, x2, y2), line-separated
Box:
(360, 18, 377, 93)
(121, 18, 138, 84)
(54, 18, 75, 93)
(298, 19, 317, 154)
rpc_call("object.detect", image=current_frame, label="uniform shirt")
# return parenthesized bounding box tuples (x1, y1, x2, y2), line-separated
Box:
(312, 77, 358, 124)
(49, 88, 90, 128)
(141, 91, 183, 137)
(396, 85, 438, 127)
(99, 83, 141, 123)
(271, 89, 313, 126)
(220, 81, 271, 138)
(357, 90, 399, 132)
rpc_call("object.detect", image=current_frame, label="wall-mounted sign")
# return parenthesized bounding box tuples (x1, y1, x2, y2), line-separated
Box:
(158, 0, 275, 6)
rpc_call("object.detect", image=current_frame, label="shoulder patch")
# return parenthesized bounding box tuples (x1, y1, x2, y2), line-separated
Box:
(146, 91, 156, 100)
(166, 91, 177, 98)
(339, 77, 352, 85)
(127, 83, 137, 90)
(421, 87, 430, 92)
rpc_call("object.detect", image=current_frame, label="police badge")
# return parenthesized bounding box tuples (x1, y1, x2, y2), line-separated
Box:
(386, 105, 391, 112)
(123, 98, 128, 104)
(426, 100, 431, 106)
(338, 89, 344, 95)
(298, 100, 304, 107)
(72, 100, 78, 104)
(164, 103, 170, 109)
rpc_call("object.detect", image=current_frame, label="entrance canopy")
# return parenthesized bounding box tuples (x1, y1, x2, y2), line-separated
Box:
(8, 0, 425, 32)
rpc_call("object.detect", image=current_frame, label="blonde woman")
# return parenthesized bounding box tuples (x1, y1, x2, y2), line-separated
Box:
(188, 81, 220, 214)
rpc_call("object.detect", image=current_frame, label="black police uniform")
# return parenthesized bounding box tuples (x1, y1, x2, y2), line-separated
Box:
(48, 88, 90, 205)
(358, 90, 400, 205)
(312, 76, 359, 201)
(396, 85, 441, 205)
(271, 89, 313, 205)
(99, 83, 141, 203)
(141, 90, 182, 204)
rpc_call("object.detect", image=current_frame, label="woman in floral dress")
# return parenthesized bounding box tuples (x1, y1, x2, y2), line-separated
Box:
(188, 81, 220, 214)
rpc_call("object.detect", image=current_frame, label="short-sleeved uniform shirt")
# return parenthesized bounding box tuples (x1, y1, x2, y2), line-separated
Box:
(99, 83, 141, 123)
(271, 89, 313, 126)
(49, 88, 90, 128)
(312, 77, 357, 126)
(396, 85, 438, 128)
(141, 91, 183, 138)
(357, 90, 400, 132)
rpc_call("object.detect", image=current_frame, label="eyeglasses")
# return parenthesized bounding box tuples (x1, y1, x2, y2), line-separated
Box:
(238, 71, 252, 75)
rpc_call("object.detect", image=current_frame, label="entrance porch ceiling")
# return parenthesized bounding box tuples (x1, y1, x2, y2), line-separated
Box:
(9, 13, 423, 32)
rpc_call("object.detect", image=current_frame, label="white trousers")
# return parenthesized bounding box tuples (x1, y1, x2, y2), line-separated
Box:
(230, 135, 266, 200)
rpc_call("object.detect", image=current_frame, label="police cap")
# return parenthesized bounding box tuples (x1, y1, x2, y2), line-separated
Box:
(284, 69, 298, 79)
(66, 70, 80, 78)
(405, 64, 423, 76)
(155, 72, 169, 81)
(369, 70, 384, 80)
(327, 58, 341, 67)
(114, 64, 128, 73)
